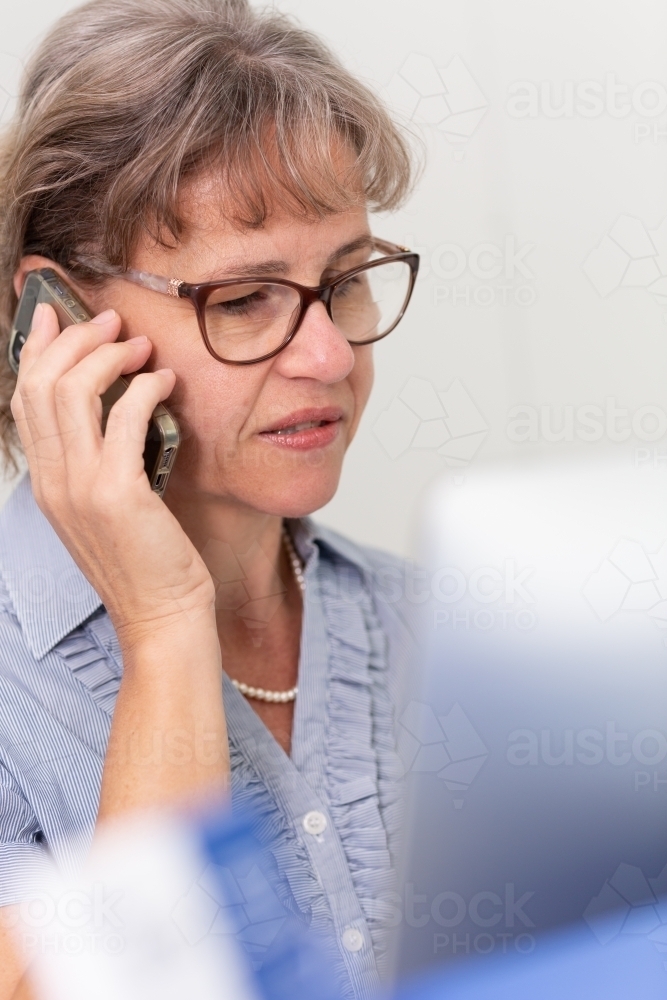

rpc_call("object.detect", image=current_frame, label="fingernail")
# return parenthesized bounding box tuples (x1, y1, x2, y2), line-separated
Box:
(91, 309, 117, 325)
(126, 335, 148, 344)
(30, 303, 44, 331)
(154, 368, 174, 376)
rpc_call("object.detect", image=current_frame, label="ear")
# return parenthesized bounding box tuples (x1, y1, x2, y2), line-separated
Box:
(13, 256, 72, 298)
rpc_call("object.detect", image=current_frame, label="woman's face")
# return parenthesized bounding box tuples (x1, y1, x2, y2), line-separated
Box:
(61, 176, 375, 518)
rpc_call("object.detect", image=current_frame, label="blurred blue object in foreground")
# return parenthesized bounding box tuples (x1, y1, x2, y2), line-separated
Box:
(197, 807, 341, 1000)
(30, 802, 341, 1000)
(392, 911, 667, 1000)
(29, 798, 666, 1000)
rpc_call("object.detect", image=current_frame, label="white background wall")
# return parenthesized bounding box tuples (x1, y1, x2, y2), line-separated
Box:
(3, 0, 667, 556)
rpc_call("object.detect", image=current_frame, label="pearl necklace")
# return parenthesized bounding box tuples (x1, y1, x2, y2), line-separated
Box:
(230, 526, 304, 704)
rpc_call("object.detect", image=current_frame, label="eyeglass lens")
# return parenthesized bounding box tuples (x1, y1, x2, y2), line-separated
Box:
(203, 258, 413, 362)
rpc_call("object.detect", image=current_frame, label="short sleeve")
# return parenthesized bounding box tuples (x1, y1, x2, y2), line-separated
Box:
(0, 762, 52, 905)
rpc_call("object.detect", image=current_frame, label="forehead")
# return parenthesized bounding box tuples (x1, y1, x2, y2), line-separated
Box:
(187, 129, 360, 215)
(137, 165, 371, 279)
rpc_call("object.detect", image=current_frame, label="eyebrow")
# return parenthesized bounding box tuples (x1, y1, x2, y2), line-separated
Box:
(199, 233, 374, 282)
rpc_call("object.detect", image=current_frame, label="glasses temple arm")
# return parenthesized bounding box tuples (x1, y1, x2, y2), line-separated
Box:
(373, 238, 412, 256)
(124, 269, 185, 297)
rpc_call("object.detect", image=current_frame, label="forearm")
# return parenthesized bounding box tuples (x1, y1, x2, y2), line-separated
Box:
(0, 616, 229, 1000)
(0, 908, 33, 1000)
(97, 613, 229, 824)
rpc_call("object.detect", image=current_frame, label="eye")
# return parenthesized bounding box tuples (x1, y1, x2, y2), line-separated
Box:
(323, 250, 374, 284)
(208, 288, 269, 316)
(332, 275, 364, 299)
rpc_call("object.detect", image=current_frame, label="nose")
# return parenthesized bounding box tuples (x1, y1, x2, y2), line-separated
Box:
(273, 300, 355, 383)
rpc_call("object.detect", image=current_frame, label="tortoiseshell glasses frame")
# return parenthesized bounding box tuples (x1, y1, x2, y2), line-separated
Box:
(110, 238, 420, 365)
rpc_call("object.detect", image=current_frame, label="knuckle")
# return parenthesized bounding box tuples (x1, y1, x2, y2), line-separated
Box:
(53, 372, 83, 404)
(94, 341, 120, 360)
(105, 393, 133, 421)
(20, 373, 50, 402)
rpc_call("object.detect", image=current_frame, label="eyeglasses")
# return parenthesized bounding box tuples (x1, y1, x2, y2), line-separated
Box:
(112, 238, 419, 365)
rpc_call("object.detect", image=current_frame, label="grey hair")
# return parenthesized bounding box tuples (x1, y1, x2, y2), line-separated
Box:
(0, 0, 417, 466)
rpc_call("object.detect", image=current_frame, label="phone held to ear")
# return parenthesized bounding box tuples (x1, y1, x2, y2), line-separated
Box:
(9, 268, 180, 499)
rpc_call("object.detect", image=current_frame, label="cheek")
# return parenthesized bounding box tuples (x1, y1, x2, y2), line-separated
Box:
(348, 347, 374, 436)
(165, 360, 261, 458)
(129, 305, 268, 469)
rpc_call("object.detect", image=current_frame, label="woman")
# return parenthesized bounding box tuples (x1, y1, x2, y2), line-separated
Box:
(0, 0, 420, 996)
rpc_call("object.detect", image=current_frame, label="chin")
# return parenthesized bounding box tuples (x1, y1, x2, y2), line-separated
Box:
(231, 464, 343, 519)
(263, 477, 341, 519)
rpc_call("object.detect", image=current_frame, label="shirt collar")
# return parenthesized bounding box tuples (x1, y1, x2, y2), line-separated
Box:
(287, 515, 372, 575)
(0, 476, 371, 661)
(0, 475, 103, 659)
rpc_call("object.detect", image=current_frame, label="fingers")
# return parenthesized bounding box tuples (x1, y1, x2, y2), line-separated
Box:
(11, 303, 164, 507)
(53, 336, 153, 472)
(16, 302, 64, 374)
(100, 368, 176, 489)
(15, 305, 124, 469)
(19, 304, 120, 383)
(10, 303, 63, 461)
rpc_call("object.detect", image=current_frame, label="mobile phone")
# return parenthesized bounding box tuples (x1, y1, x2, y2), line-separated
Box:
(8, 268, 180, 499)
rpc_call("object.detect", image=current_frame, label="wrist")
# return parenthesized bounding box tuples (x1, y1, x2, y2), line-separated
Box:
(113, 595, 216, 638)
(116, 609, 220, 669)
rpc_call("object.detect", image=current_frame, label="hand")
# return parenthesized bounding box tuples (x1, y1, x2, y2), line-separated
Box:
(10, 303, 216, 645)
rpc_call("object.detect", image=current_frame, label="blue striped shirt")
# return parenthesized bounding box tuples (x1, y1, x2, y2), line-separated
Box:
(0, 475, 418, 999)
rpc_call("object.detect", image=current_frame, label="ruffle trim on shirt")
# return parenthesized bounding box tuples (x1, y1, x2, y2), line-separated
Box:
(319, 558, 403, 975)
(53, 608, 122, 716)
(228, 738, 351, 998)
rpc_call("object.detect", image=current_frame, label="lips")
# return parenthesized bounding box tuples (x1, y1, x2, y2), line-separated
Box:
(272, 419, 327, 436)
(258, 407, 344, 450)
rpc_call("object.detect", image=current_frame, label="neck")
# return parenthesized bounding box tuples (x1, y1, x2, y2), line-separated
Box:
(164, 481, 303, 745)
(164, 481, 286, 602)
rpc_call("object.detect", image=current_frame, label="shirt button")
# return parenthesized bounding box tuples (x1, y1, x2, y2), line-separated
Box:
(303, 810, 327, 836)
(342, 928, 364, 953)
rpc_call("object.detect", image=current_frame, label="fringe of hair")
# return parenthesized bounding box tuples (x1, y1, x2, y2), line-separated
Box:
(0, 0, 418, 470)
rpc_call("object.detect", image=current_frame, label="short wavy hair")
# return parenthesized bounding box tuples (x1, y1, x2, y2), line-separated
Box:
(0, 0, 416, 467)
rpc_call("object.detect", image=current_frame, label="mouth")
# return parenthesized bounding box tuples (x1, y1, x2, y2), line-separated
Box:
(272, 419, 329, 436)
(258, 407, 344, 450)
